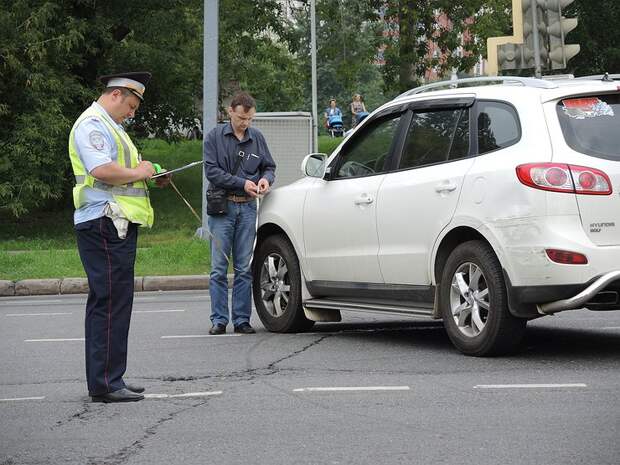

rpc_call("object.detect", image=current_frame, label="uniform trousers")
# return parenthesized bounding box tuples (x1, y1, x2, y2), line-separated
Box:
(75, 216, 137, 396)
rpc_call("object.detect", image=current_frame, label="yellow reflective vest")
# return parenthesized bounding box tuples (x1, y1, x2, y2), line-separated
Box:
(69, 106, 154, 228)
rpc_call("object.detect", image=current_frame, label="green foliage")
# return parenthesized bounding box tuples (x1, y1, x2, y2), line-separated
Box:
(217, 0, 306, 112)
(381, 1, 511, 94)
(566, 0, 620, 75)
(0, 0, 204, 218)
(290, 0, 389, 129)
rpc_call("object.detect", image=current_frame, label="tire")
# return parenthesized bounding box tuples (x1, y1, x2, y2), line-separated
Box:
(439, 240, 526, 356)
(252, 235, 314, 332)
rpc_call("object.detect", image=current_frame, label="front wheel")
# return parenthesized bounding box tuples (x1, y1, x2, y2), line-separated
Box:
(252, 235, 314, 332)
(439, 241, 526, 356)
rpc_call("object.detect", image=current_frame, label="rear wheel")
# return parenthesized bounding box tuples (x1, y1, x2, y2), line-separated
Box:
(440, 241, 526, 356)
(252, 235, 314, 332)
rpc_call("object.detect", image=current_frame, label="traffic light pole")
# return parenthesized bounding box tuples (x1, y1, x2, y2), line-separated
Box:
(530, 0, 542, 78)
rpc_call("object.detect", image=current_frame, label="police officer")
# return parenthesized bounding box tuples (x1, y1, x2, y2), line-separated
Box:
(203, 92, 276, 335)
(69, 72, 169, 403)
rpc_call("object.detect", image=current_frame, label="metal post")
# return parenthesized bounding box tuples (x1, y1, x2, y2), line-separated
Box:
(310, 0, 318, 152)
(530, 0, 542, 78)
(197, 0, 219, 239)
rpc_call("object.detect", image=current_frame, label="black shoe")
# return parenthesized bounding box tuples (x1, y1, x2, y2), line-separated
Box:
(91, 388, 144, 403)
(234, 323, 256, 334)
(209, 324, 226, 335)
(125, 384, 145, 393)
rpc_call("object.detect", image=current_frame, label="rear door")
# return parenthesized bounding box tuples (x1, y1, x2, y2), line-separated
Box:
(552, 92, 620, 245)
(376, 99, 474, 285)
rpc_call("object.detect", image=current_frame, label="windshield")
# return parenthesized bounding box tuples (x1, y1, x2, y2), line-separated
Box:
(556, 93, 620, 160)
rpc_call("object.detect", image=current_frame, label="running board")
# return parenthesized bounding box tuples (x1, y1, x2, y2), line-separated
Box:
(303, 298, 434, 318)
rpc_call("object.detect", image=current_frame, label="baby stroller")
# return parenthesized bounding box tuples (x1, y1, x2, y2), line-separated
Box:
(327, 113, 345, 137)
(355, 111, 369, 125)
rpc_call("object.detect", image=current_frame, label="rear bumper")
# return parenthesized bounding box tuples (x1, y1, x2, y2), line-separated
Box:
(505, 271, 620, 318)
(537, 270, 620, 314)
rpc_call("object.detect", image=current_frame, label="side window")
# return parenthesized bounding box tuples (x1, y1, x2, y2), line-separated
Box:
(476, 101, 520, 155)
(399, 108, 467, 169)
(335, 114, 401, 179)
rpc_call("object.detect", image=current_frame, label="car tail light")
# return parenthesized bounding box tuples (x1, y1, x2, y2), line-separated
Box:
(516, 163, 612, 195)
(546, 249, 588, 265)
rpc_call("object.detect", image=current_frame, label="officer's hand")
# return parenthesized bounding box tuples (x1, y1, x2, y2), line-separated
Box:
(257, 178, 270, 194)
(244, 180, 259, 198)
(155, 173, 171, 188)
(137, 160, 156, 180)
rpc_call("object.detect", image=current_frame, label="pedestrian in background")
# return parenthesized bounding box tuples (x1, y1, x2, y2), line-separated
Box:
(203, 92, 276, 335)
(69, 71, 170, 403)
(324, 98, 342, 127)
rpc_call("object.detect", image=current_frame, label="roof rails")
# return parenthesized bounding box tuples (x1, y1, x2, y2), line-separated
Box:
(399, 76, 558, 98)
(575, 73, 620, 82)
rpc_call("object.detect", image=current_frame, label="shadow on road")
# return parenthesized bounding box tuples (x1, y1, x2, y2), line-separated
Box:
(299, 319, 619, 362)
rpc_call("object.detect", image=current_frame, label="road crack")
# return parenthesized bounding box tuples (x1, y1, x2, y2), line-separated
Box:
(86, 399, 209, 465)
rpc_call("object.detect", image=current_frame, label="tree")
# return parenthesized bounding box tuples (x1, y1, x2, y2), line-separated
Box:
(216, 0, 306, 113)
(565, 0, 620, 75)
(0, 0, 204, 217)
(288, 0, 388, 127)
(380, 1, 512, 94)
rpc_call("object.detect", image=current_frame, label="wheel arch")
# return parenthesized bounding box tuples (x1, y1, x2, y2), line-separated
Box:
(432, 225, 537, 320)
(433, 226, 491, 286)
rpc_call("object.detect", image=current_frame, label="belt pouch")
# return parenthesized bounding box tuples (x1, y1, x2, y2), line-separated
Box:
(206, 187, 228, 215)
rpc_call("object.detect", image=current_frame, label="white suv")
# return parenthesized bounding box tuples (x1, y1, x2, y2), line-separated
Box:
(252, 75, 620, 356)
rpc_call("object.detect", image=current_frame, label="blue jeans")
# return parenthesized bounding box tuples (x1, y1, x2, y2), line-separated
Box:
(208, 200, 257, 327)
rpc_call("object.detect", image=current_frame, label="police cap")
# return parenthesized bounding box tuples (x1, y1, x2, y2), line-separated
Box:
(99, 72, 152, 101)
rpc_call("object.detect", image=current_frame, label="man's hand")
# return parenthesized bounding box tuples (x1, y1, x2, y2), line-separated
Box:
(243, 180, 260, 198)
(136, 160, 156, 180)
(257, 178, 270, 195)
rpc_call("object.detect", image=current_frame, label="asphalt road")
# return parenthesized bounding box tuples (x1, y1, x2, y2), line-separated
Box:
(1, 290, 619, 465)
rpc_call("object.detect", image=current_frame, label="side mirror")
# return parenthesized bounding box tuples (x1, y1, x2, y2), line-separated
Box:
(301, 153, 328, 178)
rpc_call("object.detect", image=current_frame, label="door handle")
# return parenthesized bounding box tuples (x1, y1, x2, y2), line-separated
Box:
(354, 194, 374, 205)
(435, 182, 457, 193)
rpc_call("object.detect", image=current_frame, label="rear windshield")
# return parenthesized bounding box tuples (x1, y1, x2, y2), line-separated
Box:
(556, 93, 620, 160)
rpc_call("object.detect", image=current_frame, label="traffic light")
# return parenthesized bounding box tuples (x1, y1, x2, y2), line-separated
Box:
(487, 0, 580, 75)
(497, 0, 548, 74)
(545, 0, 580, 69)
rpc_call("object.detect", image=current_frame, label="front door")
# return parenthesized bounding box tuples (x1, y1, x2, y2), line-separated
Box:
(303, 112, 405, 284)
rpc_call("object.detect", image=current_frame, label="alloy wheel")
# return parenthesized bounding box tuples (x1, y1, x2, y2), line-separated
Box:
(259, 253, 291, 317)
(449, 262, 490, 337)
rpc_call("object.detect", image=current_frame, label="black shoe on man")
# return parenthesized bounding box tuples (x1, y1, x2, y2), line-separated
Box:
(234, 323, 256, 334)
(209, 324, 226, 335)
(91, 388, 144, 403)
(125, 383, 145, 393)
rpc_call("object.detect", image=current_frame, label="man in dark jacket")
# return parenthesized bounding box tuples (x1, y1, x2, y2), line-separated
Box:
(203, 92, 276, 335)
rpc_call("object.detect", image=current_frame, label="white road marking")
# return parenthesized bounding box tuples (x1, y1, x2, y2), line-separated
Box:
(474, 383, 587, 389)
(0, 396, 46, 402)
(6, 312, 72, 317)
(0, 299, 64, 306)
(601, 326, 620, 330)
(133, 309, 186, 314)
(144, 391, 222, 399)
(293, 386, 411, 393)
(161, 334, 241, 339)
(24, 338, 85, 342)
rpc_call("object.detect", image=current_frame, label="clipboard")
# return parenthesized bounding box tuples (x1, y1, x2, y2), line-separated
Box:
(150, 160, 204, 178)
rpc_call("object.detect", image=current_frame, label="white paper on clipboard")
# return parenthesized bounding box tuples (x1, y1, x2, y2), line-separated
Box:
(150, 160, 204, 178)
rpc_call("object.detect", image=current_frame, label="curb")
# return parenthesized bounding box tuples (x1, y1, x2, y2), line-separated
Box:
(0, 275, 235, 297)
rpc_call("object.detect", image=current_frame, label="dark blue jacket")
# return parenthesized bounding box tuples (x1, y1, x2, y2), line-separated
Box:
(203, 123, 276, 195)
